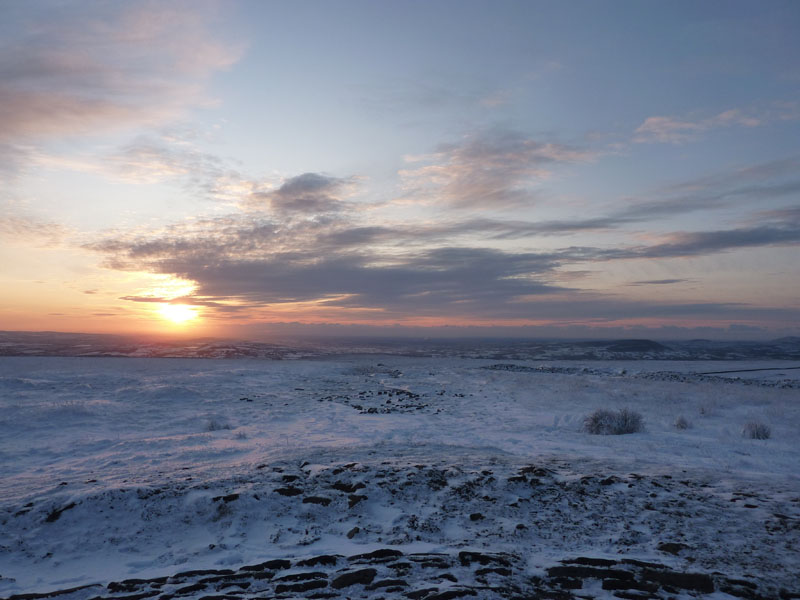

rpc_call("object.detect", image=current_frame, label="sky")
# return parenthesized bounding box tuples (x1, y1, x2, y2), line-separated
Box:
(1, 0, 799, 340)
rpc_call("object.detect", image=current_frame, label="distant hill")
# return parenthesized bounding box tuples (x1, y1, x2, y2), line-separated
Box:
(0, 331, 798, 361)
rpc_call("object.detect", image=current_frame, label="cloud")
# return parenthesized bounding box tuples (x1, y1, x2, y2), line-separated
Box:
(400, 129, 595, 208)
(634, 108, 763, 143)
(0, 214, 66, 244)
(248, 173, 357, 216)
(0, 1, 240, 174)
(628, 279, 689, 286)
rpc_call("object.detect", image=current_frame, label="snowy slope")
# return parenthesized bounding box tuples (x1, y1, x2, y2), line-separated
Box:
(0, 356, 798, 598)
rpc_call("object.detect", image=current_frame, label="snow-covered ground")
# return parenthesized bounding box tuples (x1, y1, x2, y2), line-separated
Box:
(1, 356, 798, 599)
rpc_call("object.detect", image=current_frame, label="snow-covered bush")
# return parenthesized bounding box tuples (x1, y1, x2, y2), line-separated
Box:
(674, 415, 691, 430)
(583, 408, 644, 435)
(206, 419, 232, 432)
(742, 421, 770, 440)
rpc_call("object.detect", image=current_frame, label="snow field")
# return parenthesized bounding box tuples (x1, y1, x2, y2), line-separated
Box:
(0, 356, 798, 597)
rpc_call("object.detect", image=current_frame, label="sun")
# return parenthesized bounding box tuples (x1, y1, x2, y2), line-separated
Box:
(158, 303, 199, 325)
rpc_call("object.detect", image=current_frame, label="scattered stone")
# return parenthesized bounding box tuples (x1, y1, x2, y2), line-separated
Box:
(348, 494, 367, 508)
(346, 526, 360, 539)
(239, 559, 290, 571)
(564, 557, 618, 567)
(302, 496, 332, 506)
(547, 566, 634, 580)
(405, 588, 439, 599)
(274, 571, 327, 582)
(349, 548, 403, 562)
(211, 493, 239, 503)
(332, 481, 366, 493)
(274, 579, 328, 594)
(457, 551, 511, 567)
(426, 589, 477, 600)
(275, 486, 303, 496)
(368, 578, 409, 590)
(331, 568, 377, 589)
(297, 555, 339, 567)
(44, 502, 77, 523)
(657, 542, 689, 555)
(640, 569, 714, 593)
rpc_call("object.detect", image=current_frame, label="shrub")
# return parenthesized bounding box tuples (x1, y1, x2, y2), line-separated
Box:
(674, 415, 691, 430)
(206, 419, 232, 432)
(742, 421, 770, 440)
(583, 408, 644, 435)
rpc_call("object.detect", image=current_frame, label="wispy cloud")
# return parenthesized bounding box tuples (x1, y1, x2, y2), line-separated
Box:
(400, 129, 595, 208)
(634, 108, 763, 144)
(0, 1, 240, 174)
(0, 214, 66, 245)
(628, 279, 689, 286)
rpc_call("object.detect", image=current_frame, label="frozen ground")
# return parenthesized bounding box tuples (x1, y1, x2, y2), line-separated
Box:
(0, 356, 798, 599)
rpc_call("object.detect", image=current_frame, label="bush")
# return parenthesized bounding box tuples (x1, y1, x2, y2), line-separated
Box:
(742, 421, 770, 440)
(206, 419, 232, 432)
(674, 415, 691, 430)
(583, 408, 644, 435)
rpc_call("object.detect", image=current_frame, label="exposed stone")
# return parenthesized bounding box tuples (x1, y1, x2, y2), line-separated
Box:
(547, 566, 634, 580)
(274, 579, 328, 594)
(297, 555, 339, 567)
(331, 568, 377, 589)
(349, 548, 403, 562)
(239, 559, 290, 571)
(348, 494, 367, 508)
(302, 496, 332, 506)
(641, 569, 714, 593)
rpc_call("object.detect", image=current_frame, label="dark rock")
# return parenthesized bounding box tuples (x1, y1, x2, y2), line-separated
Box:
(332, 481, 366, 493)
(368, 579, 409, 590)
(458, 552, 511, 567)
(348, 494, 367, 508)
(405, 589, 438, 599)
(427, 590, 477, 600)
(44, 502, 77, 523)
(349, 548, 403, 561)
(302, 496, 332, 506)
(275, 486, 303, 496)
(611, 592, 660, 600)
(547, 566, 634, 580)
(657, 542, 688, 555)
(274, 571, 327, 582)
(297, 555, 339, 567)
(211, 493, 239, 503)
(720, 583, 764, 599)
(172, 569, 234, 580)
(346, 526, 360, 539)
(331, 568, 377, 588)
(564, 557, 618, 567)
(551, 577, 582, 589)
(469, 513, 484, 521)
(218, 581, 250, 590)
(101, 592, 160, 600)
(239, 559, 290, 571)
(174, 582, 206, 595)
(274, 580, 328, 594)
(641, 569, 714, 593)
(620, 559, 666, 570)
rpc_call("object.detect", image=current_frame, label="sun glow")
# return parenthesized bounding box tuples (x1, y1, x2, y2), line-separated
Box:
(158, 303, 199, 325)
